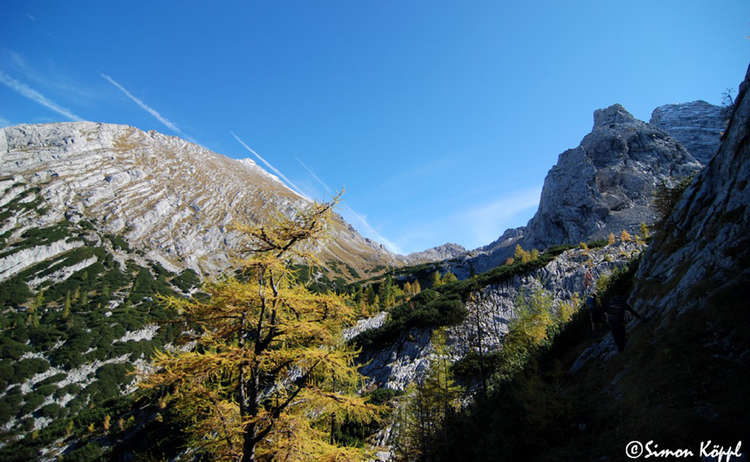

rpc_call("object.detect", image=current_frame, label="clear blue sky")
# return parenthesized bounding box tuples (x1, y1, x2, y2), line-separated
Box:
(1, 1, 748, 254)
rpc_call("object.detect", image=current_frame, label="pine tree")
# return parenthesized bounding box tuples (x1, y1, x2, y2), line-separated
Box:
(140, 197, 380, 462)
(608, 232, 616, 246)
(412, 280, 421, 294)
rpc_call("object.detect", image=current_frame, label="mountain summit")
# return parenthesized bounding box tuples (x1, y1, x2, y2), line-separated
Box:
(454, 102, 715, 276)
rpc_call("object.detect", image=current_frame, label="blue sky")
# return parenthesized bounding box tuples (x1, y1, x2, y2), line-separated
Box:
(1, 1, 748, 254)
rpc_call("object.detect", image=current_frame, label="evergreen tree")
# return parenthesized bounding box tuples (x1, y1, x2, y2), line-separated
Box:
(140, 198, 380, 462)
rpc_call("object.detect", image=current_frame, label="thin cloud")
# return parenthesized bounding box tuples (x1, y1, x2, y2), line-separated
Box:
(8, 52, 96, 101)
(295, 157, 402, 254)
(0, 116, 11, 127)
(101, 73, 188, 138)
(0, 70, 83, 121)
(463, 186, 542, 245)
(230, 131, 308, 199)
(296, 157, 332, 194)
(339, 204, 403, 255)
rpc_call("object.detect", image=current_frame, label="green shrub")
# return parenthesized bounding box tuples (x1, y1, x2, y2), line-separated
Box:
(34, 384, 57, 397)
(34, 373, 66, 388)
(20, 392, 45, 415)
(0, 338, 31, 360)
(14, 358, 50, 383)
(35, 403, 64, 419)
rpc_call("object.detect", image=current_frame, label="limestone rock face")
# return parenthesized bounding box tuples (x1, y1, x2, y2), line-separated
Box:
(406, 242, 467, 265)
(649, 100, 727, 164)
(0, 122, 399, 281)
(450, 104, 703, 277)
(524, 104, 701, 249)
(354, 242, 645, 390)
(634, 66, 750, 319)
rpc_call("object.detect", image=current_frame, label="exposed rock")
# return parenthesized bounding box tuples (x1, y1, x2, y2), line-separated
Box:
(356, 242, 645, 389)
(649, 100, 727, 164)
(406, 242, 467, 264)
(634, 66, 750, 319)
(572, 65, 750, 371)
(450, 104, 703, 277)
(0, 122, 400, 281)
(0, 239, 85, 281)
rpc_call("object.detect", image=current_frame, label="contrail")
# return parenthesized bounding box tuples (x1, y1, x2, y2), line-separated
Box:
(101, 73, 188, 138)
(0, 70, 83, 121)
(230, 131, 308, 199)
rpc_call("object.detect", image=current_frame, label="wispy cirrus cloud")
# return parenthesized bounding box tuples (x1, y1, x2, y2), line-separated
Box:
(0, 70, 83, 121)
(461, 186, 542, 246)
(101, 73, 194, 142)
(296, 157, 402, 254)
(230, 131, 308, 199)
(7, 51, 96, 101)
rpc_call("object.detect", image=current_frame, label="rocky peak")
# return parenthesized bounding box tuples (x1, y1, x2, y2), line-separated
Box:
(592, 103, 638, 129)
(649, 100, 727, 164)
(447, 103, 703, 277)
(406, 242, 467, 264)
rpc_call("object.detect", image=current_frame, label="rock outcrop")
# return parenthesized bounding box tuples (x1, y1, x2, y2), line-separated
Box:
(452, 104, 704, 277)
(634, 68, 750, 319)
(355, 241, 645, 390)
(649, 100, 727, 164)
(406, 242, 467, 265)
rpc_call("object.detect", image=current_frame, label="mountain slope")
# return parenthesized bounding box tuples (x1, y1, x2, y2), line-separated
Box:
(0, 122, 399, 282)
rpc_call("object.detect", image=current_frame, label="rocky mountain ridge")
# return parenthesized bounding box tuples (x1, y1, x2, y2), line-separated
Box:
(351, 240, 645, 390)
(0, 122, 400, 283)
(449, 101, 721, 277)
(649, 100, 728, 164)
(405, 242, 467, 265)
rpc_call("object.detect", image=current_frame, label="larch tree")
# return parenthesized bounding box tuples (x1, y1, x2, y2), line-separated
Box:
(139, 197, 380, 462)
(394, 328, 462, 461)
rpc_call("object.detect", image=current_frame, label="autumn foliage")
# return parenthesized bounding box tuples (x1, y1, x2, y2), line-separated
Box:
(140, 197, 380, 461)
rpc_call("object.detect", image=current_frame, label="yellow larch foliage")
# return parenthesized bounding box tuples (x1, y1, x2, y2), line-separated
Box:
(140, 196, 380, 462)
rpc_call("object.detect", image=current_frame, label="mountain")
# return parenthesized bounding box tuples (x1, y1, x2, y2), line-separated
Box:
(0, 122, 400, 283)
(405, 243, 467, 265)
(452, 103, 714, 277)
(0, 122, 406, 459)
(649, 100, 728, 164)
